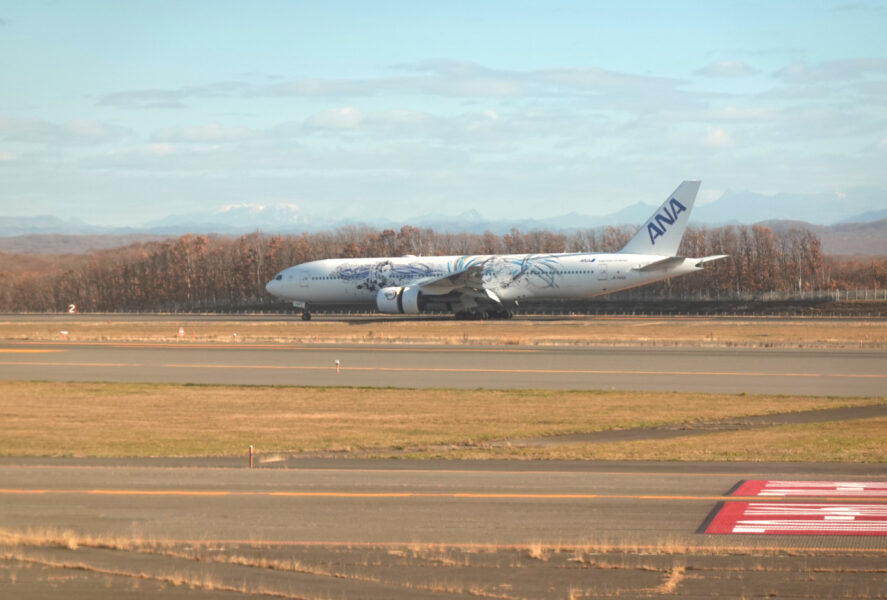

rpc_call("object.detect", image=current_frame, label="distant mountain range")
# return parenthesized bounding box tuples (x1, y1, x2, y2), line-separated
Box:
(692, 188, 886, 225)
(838, 209, 887, 224)
(2, 187, 885, 243)
(758, 219, 887, 256)
(122, 200, 674, 236)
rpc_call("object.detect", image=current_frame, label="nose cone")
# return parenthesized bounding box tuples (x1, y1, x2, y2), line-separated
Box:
(265, 279, 279, 296)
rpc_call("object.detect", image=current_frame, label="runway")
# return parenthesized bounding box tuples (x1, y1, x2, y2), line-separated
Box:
(4, 459, 884, 598)
(1, 459, 884, 548)
(1, 340, 886, 395)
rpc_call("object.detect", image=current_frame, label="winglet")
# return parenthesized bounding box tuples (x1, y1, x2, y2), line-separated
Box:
(620, 181, 701, 256)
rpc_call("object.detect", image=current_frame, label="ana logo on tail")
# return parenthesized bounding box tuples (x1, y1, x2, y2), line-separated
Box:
(647, 197, 687, 246)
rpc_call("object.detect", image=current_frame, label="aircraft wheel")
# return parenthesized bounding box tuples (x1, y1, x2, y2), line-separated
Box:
(301, 312, 312, 321)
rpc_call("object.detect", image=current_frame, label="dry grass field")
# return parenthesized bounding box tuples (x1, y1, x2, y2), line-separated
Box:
(428, 417, 887, 462)
(1, 381, 883, 461)
(3, 316, 887, 348)
(2, 529, 885, 599)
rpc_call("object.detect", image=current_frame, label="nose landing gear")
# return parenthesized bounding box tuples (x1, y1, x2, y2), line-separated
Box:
(293, 301, 311, 321)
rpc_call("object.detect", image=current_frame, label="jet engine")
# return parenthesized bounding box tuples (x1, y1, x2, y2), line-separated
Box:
(375, 286, 426, 314)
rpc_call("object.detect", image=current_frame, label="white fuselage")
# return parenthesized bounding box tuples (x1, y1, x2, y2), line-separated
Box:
(265, 252, 703, 307)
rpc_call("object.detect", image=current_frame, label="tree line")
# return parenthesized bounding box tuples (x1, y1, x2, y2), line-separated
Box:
(1, 224, 884, 313)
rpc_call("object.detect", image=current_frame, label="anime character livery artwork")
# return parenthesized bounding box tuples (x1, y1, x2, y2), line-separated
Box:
(265, 181, 727, 320)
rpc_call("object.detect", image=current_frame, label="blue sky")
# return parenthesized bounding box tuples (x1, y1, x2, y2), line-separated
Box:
(1, 0, 886, 226)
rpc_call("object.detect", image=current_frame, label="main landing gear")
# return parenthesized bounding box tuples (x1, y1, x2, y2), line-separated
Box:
(301, 311, 312, 321)
(454, 309, 513, 320)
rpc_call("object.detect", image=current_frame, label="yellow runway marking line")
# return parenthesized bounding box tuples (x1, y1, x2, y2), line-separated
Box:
(2, 488, 885, 502)
(7, 465, 885, 480)
(5, 341, 541, 353)
(104, 343, 540, 353)
(164, 363, 887, 379)
(0, 361, 134, 367)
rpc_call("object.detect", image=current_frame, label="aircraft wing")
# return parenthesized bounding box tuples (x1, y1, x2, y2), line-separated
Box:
(415, 264, 486, 293)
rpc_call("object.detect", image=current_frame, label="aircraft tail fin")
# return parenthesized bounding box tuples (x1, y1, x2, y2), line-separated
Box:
(620, 180, 701, 256)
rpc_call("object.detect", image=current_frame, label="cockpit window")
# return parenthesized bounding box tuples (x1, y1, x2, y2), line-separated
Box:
(275, 274, 283, 281)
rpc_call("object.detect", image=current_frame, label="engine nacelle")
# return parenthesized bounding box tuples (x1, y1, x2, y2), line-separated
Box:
(376, 286, 426, 314)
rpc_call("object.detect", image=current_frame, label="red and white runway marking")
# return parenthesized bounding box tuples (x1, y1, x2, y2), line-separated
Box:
(731, 480, 887, 498)
(704, 502, 887, 535)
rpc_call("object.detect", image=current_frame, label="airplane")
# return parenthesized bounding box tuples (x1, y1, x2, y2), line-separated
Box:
(265, 180, 727, 320)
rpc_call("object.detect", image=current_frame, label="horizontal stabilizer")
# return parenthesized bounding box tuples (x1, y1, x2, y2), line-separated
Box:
(695, 255, 729, 267)
(633, 256, 686, 272)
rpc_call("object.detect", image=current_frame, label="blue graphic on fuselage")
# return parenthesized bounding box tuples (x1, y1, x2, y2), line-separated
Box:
(452, 254, 562, 290)
(333, 260, 439, 292)
(333, 254, 567, 295)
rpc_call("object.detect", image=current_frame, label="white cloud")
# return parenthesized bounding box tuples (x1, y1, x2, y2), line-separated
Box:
(305, 107, 443, 135)
(18, 54, 883, 225)
(99, 89, 188, 110)
(153, 123, 259, 144)
(305, 107, 364, 130)
(700, 127, 734, 148)
(100, 60, 689, 109)
(267, 79, 379, 98)
(99, 82, 251, 109)
(705, 107, 778, 122)
(392, 60, 526, 97)
(144, 143, 175, 156)
(858, 79, 887, 102)
(775, 58, 887, 83)
(0, 115, 129, 145)
(695, 61, 758, 77)
(377, 109, 432, 127)
(697, 188, 724, 205)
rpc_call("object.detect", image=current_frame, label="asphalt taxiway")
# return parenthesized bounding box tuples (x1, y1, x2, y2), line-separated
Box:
(2, 340, 886, 395)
